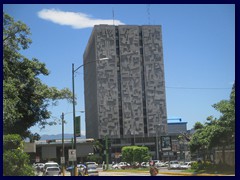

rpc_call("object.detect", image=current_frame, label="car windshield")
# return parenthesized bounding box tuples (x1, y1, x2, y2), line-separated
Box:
(47, 168, 59, 171)
(87, 165, 97, 169)
(45, 164, 58, 167)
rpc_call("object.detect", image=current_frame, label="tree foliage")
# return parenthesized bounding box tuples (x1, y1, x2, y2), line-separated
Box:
(189, 83, 235, 163)
(3, 12, 73, 138)
(3, 134, 35, 176)
(122, 146, 151, 164)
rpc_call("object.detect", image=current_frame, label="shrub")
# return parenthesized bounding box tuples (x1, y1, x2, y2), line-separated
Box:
(3, 134, 35, 176)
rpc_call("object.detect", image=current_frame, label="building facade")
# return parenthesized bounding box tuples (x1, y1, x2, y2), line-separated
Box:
(84, 25, 167, 159)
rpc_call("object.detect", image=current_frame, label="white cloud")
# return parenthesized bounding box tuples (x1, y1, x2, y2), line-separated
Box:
(38, 8, 125, 29)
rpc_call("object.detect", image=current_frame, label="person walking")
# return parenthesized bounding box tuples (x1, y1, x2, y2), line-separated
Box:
(149, 161, 158, 176)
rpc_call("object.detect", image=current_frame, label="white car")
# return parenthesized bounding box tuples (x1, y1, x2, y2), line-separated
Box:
(43, 162, 60, 173)
(180, 162, 192, 169)
(168, 161, 181, 169)
(112, 162, 130, 169)
(43, 167, 61, 176)
(155, 161, 166, 167)
(86, 164, 99, 176)
(33, 163, 45, 171)
(85, 162, 98, 167)
(140, 162, 150, 168)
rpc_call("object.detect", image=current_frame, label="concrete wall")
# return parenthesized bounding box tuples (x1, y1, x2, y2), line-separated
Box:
(84, 27, 99, 139)
(95, 25, 120, 138)
(168, 123, 187, 135)
(215, 149, 235, 166)
(84, 25, 167, 140)
(118, 26, 144, 137)
(142, 25, 167, 136)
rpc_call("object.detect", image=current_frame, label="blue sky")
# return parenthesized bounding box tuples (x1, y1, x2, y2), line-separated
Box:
(3, 4, 235, 137)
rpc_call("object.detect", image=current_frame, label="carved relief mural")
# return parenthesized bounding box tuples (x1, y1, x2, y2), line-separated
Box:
(142, 26, 168, 136)
(84, 25, 167, 139)
(118, 26, 144, 137)
(95, 26, 120, 138)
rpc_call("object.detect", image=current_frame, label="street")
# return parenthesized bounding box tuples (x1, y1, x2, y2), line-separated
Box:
(36, 167, 183, 176)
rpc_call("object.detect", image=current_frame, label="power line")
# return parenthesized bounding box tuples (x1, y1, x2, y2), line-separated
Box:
(166, 86, 231, 90)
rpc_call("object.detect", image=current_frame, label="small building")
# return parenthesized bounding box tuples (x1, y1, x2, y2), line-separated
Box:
(25, 138, 94, 165)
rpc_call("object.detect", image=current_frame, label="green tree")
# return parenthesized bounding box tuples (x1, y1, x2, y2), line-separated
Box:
(122, 146, 134, 164)
(122, 146, 150, 164)
(189, 125, 209, 162)
(189, 83, 235, 164)
(3, 12, 72, 138)
(91, 139, 104, 164)
(3, 134, 35, 176)
(132, 146, 151, 163)
(29, 133, 41, 143)
(207, 83, 235, 164)
(194, 122, 204, 130)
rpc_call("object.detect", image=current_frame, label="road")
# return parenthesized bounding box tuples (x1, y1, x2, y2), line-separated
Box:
(36, 167, 182, 176)
(36, 167, 233, 176)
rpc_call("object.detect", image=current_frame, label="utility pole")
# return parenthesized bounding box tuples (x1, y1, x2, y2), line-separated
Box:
(72, 63, 78, 176)
(71, 58, 109, 175)
(61, 113, 65, 176)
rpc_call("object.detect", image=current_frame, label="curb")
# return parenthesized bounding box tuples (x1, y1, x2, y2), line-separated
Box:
(157, 171, 234, 176)
(123, 170, 233, 176)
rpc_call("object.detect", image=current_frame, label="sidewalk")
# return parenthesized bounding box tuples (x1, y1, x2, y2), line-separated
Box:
(157, 171, 234, 176)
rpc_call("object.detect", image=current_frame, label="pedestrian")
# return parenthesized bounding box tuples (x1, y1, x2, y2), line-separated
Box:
(149, 161, 158, 176)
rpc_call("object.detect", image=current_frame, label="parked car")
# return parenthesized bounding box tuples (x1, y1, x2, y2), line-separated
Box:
(33, 163, 45, 171)
(168, 161, 181, 169)
(155, 161, 166, 167)
(85, 162, 98, 167)
(140, 162, 150, 168)
(180, 162, 192, 169)
(43, 162, 60, 174)
(43, 167, 61, 176)
(153, 160, 161, 164)
(112, 162, 130, 169)
(85, 164, 99, 176)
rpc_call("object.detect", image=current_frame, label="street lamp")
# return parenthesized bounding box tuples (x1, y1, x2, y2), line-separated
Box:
(60, 113, 65, 176)
(72, 57, 109, 176)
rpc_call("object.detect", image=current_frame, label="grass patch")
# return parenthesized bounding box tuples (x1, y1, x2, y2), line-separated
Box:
(104, 168, 149, 173)
(182, 168, 235, 175)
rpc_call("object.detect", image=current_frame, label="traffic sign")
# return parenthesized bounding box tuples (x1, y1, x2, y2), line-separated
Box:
(61, 157, 65, 164)
(68, 149, 76, 161)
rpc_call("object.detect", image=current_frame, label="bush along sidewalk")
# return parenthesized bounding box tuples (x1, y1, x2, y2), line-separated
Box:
(190, 161, 235, 175)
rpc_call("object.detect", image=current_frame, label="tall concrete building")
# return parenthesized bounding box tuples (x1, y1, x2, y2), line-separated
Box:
(83, 25, 167, 156)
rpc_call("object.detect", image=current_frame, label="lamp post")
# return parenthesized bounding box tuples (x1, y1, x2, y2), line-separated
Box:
(61, 112, 65, 176)
(72, 57, 109, 176)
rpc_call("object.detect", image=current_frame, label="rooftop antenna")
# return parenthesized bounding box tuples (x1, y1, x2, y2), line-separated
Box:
(112, 8, 115, 25)
(147, 4, 151, 25)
